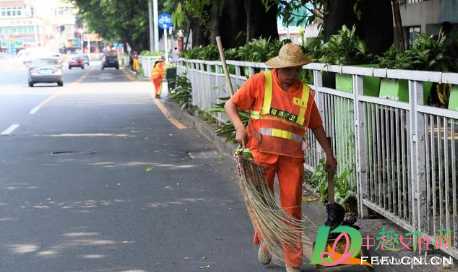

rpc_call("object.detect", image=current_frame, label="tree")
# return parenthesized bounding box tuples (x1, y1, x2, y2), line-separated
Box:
(165, 0, 278, 48)
(71, 0, 153, 52)
(265, 0, 394, 55)
(165, 0, 211, 47)
(391, 0, 406, 50)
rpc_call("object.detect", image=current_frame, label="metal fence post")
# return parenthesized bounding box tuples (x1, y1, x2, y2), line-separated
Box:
(353, 74, 369, 218)
(409, 80, 426, 232)
(312, 70, 324, 158)
(235, 65, 241, 77)
(192, 62, 198, 107)
(198, 62, 204, 110)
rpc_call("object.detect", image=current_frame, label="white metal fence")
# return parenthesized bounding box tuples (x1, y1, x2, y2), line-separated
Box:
(139, 56, 162, 78)
(175, 58, 458, 259)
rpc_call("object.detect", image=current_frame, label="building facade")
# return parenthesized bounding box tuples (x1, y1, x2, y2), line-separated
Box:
(400, 0, 458, 45)
(0, 0, 44, 53)
(0, 0, 101, 54)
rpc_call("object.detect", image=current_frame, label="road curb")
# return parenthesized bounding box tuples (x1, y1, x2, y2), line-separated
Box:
(161, 100, 237, 158)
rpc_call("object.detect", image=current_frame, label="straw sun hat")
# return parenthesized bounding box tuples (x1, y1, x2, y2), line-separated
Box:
(266, 43, 311, 69)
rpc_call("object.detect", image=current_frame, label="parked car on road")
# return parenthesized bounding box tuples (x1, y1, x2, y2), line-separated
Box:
(68, 54, 85, 69)
(102, 54, 119, 70)
(28, 57, 63, 87)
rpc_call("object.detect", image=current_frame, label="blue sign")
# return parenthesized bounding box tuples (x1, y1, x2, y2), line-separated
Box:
(158, 12, 173, 29)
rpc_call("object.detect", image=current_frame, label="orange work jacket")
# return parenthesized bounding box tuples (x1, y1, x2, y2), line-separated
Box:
(246, 70, 314, 159)
(151, 62, 165, 81)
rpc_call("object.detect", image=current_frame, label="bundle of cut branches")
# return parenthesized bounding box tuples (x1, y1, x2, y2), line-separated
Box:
(233, 148, 303, 263)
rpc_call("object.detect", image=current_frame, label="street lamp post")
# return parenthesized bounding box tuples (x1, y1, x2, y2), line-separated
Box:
(153, 0, 159, 52)
(164, 27, 168, 61)
(148, 0, 154, 51)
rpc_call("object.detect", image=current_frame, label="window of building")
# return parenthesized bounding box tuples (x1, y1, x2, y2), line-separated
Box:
(401, 0, 429, 3)
(408, 26, 421, 47)
(411, 0, 428, 3)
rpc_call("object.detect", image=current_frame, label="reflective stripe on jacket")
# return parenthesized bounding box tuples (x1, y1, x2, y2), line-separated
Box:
(247, 70, 314, 158)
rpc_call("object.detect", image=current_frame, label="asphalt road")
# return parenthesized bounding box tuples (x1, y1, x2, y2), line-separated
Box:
(0, 57, 269, 272)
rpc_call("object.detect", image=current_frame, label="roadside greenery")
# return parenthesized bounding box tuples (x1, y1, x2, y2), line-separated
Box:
(208, 97, 249, 143)
(182, 27, 456, 73)
(317, 25, 372, 65)
(309, 160, 355, 204)
(169, 74, 193, 110)
(378, 33, 455, 71)
(225, 38, 285, 62)
(182, 38, 286, 63)
(140, 51, 164, 57)
(308, 159, 358, 216)
(182, 45, 220, 60)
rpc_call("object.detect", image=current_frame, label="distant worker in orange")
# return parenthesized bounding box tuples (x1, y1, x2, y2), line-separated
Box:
(225, 43, 337, 272)
(151, 56, 166, 98)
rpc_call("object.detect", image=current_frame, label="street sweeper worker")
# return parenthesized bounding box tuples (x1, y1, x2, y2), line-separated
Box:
(151, 56, 166, 98)
(224, 43, 337, 272)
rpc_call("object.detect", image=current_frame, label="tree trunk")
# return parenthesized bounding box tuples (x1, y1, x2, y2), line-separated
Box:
(212, 0, 278, 48)
(219, 0, 246, 48)
(209, 0, 224, 45)
(123, 41, 129, 54)
(391, 0, 405, 50)
(250, 0, 278, 41)
(323, 0, 357, 40)
(323, 0, 393, 55)
(190, 17, 209, 47)
(244, 0, 253, 42)
(358, 0, 394, 54)
(184, 23, 191, 50)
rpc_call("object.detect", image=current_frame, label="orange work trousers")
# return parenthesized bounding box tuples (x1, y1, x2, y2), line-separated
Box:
(152, 77, 163, 96)
(252, 155, 304, 267)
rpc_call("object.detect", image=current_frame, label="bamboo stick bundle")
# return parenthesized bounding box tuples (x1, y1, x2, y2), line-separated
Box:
(233, 149, 303, 264)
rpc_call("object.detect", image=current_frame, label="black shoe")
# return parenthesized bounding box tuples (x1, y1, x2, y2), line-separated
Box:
(324, 202, 345, 229)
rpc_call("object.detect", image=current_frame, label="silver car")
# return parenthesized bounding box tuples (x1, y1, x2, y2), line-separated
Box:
(28, 58, 63, 87)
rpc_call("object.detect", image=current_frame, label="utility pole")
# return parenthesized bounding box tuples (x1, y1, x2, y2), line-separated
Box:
(164, 28, 168, 61)
(148, 0, 154, 51)
(153, 0, 159, 51)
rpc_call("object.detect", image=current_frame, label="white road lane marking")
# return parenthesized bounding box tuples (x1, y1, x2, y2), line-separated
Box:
(28, 69, 91, 115)
(29, 94, 59, 115)
(1, 124, 20, 135)
(153, 97, 187, 129)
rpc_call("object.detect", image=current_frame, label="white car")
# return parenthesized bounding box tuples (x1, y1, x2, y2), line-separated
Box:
(28, 57, 63, 87)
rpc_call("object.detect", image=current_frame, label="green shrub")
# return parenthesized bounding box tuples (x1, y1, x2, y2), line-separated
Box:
(378, 34, 453, 71)
(309, 159, 355, 205)
(208, 96, 249, 143)
(140, 50, 164, 56)
(301, 37, 324, 61)
(319, 25, 371, 65)
(181, 38, 288, 62)
(233, 38, 285, 62)
(182, 45, 219, 60)
(169, 74, 192, 110)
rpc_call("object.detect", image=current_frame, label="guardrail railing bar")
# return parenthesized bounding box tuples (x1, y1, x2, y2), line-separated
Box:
(411, 80, 427, 232)
(353, 74, 369, 217)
